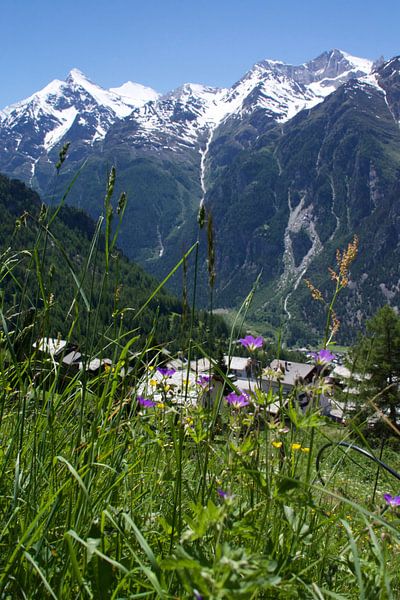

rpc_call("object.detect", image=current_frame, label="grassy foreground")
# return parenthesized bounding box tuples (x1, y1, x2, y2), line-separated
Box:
(1, 348, 400, 599)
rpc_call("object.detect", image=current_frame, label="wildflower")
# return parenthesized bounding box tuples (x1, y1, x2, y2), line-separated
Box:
(150, 379, 158, 387)
(310, 349, 335, 365)
(157, 367, 176, 377)
(384, 494, 400, 507)
(239, 334, 264, 352)
(217, 488, 235, 501)
(194, 590, 203, 600)
(156, 402, 165, 409)
(278, 426, 290, 434)
(197, 374, 211, 388)
(264, 366, 284, 381)
(184, 416, 194, 427)
(148, 365, 155, 371)
(330, 310, 340, 338)
(272, 441, 282, 448)
(336, 235, 359, 287)
(301, 447, 310, 453)
(291, 443, 301, 451)
(225, 391, 250, 408)
(137, 396, 156, 408)
(304, 279, 323, 302)
(196, 375, 213, 392)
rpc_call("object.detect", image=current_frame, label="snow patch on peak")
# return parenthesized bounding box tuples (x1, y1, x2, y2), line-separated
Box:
(65, 69, 134, 118)
(44, 106, 78, 150)
(339, 50, 373, 74)
(264, 58, 286, 66)
(66, 68, 91, 85)
(356, 72, 383, 91)
(109, 81, 160, 107)
(1, 78, 66, 119)
(162, 82, 223, 104)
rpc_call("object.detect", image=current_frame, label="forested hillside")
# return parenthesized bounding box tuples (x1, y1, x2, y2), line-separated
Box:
(0, 173, 227, 355)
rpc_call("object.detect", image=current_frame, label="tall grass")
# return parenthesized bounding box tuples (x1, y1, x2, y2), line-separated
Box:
(1, 171, 400, 599)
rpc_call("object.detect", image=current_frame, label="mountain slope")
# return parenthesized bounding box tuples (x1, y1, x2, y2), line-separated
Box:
(205, 61, 400, 343)
(2, 50, 400, 343)
(0, 173, 227, 352)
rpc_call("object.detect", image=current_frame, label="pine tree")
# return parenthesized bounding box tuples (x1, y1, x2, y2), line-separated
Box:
(349, 306, 400, 425)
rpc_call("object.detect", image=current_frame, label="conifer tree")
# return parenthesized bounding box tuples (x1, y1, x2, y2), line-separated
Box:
(349, 305, 400, 424)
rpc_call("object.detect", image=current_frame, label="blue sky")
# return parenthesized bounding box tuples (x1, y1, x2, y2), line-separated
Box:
(1, 0, 399, 108)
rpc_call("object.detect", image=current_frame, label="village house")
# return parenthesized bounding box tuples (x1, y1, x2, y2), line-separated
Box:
(262, 360, 316, 395)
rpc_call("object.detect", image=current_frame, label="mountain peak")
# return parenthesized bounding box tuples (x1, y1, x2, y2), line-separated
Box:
(109, 81, 160, 107)
(160, 83, 225, 115)
(66, 68, 92, 86)
(306, 49, 372, 78)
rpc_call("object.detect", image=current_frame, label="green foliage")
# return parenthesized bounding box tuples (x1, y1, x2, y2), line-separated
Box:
(348, 305, 400, 424)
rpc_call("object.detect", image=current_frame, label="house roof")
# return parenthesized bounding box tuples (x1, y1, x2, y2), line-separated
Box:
(82, 357, 113, 372)
(33, 337, 68, 357)
(268, 360, 315, 387)
(189, 357, 213, 373)
(166, 358, 187, 371)
(62, 350, 82, 366)
(331, 365, 352, 379)
(233, 378, 259, 393)
(224, 355, 251, 371)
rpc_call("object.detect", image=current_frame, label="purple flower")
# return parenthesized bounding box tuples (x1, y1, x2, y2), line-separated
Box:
(239, 335, 264, 352)
(137, 396, 156, 408)
(217, 487, 235, 501)
(310, 349, 335, 365)
(225, 391, 250, 408)
(157, 367, 176, 377)
(193, 590, 203, 600)
(384, 493, 400, 507)
(197, 374, 211, 388)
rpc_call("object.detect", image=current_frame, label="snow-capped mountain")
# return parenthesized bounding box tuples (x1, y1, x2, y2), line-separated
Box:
(223, 49, 373, 122)
(104, 49, 373, 156)
(110, 83, 228, 151)
(0, 49, 373, 166)
(0, 48, 379, 216)
(0, 68, 160, 183)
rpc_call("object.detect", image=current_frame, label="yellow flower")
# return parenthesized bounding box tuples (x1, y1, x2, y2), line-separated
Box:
(150, 379, 158, 386)
(291, 443, 301, 451)
(301, 447, 310, 453)
(272, 441, 282, 448)
(148, 366, 155, 371)
(157, 402, 165, 409)
(164, 385, 170, 392)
